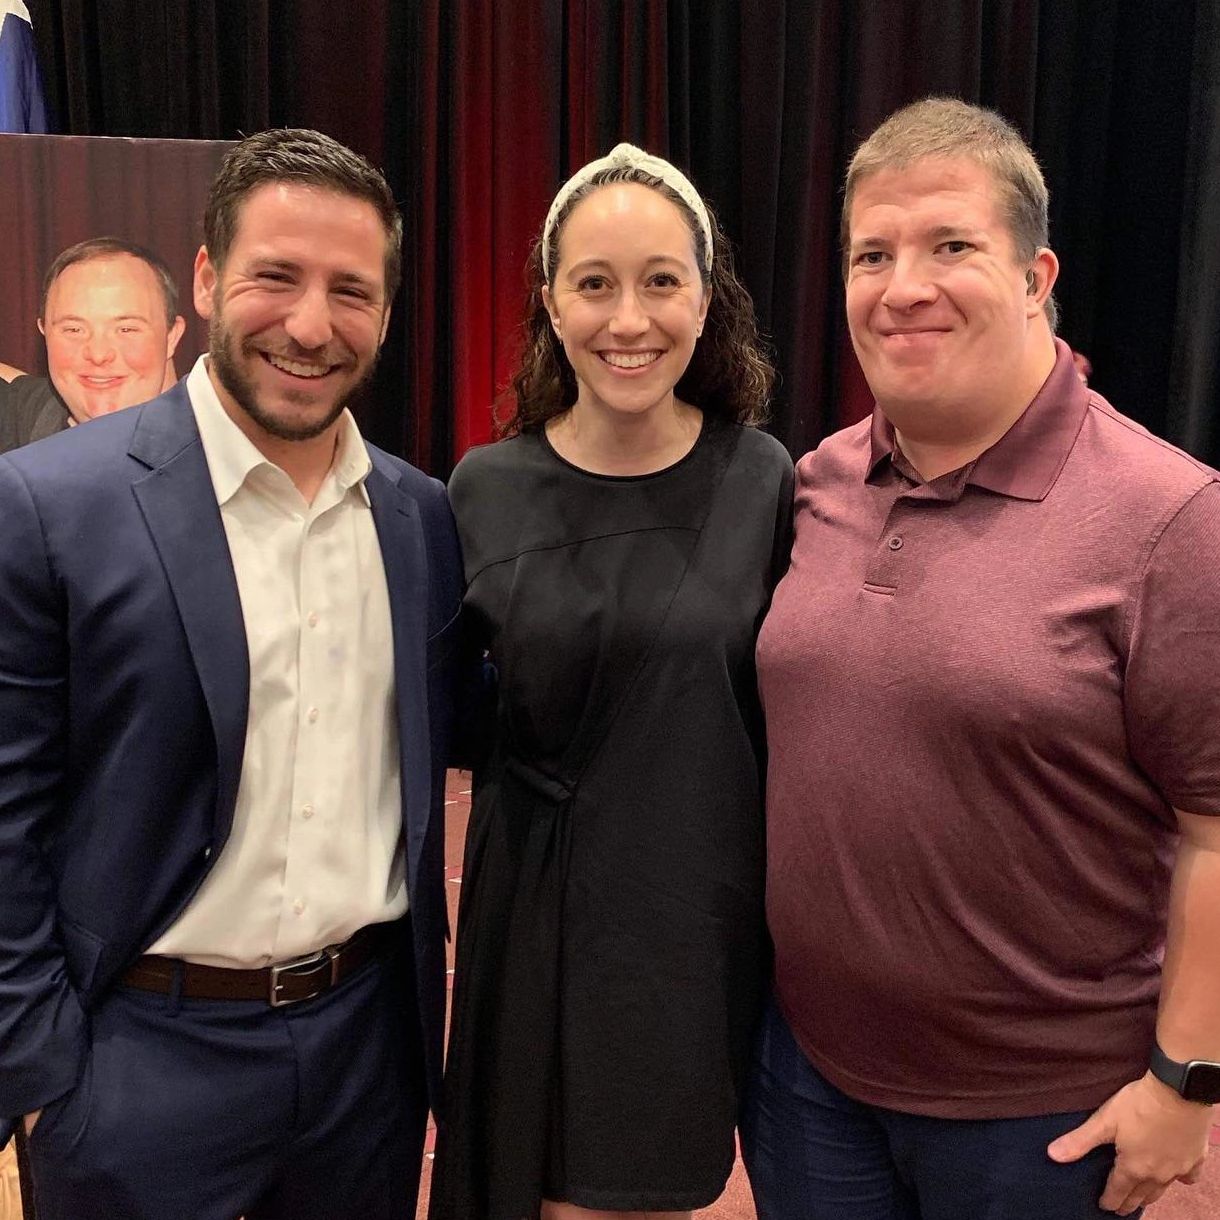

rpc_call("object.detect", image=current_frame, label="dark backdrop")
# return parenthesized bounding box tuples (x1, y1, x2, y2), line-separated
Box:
(27, 0, 1220, 474)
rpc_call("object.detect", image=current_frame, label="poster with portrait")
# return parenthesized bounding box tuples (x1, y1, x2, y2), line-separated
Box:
(0, 133, 232, 448)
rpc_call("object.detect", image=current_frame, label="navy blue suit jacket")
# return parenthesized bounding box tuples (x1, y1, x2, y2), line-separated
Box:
(0, 382, 463, 1143)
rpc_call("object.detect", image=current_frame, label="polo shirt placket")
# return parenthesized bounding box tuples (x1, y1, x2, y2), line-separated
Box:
(758, 340, 1220, 1120)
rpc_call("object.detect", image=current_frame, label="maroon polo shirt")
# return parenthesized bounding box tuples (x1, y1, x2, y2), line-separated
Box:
(757, 340, 1220, 1119)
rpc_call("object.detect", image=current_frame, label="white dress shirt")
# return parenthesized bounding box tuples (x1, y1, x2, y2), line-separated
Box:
(149, 356, 406, 967)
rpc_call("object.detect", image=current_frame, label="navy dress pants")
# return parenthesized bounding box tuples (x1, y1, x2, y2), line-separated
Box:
(25, 952, 428, 1220)
(741, 997, 1135, 1220)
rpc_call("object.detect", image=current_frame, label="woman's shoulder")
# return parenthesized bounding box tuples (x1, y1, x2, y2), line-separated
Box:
(734, 423, 792, 464)
(715, 422, 793, 481)
(448, 432, 541, 495)
(450, 431, 536, 472)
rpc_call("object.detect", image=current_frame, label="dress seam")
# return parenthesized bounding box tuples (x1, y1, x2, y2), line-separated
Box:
(466, 525, 701, 584)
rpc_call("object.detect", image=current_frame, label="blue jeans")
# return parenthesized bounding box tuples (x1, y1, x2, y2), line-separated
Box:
(740, 996, 1133, 1220)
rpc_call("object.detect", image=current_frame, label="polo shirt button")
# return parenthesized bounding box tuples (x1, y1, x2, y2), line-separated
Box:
(888, 535, 904, 551)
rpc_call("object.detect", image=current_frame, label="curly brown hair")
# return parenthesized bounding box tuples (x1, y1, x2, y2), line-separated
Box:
(497, 166, 774, 436)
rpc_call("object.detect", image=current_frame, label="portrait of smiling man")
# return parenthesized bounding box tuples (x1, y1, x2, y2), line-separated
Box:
(0, 129, 463, 1220)
(750, 98, 1220, 1220)
(0, 237, 185, 454)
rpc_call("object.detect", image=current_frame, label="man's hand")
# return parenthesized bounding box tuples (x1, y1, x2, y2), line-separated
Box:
(1047, 1073, 1213, 1214)
(21, 1109, 41, 1136)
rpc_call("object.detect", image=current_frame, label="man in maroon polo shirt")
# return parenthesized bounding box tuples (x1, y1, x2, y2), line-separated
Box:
(746, 98, 1220, 1220)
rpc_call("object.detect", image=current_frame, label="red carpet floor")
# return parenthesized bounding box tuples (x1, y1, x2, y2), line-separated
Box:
(424, 772, 1220, 1220)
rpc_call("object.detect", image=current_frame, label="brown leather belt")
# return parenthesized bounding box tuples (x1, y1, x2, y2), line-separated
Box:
(120, 922, 395, 1007)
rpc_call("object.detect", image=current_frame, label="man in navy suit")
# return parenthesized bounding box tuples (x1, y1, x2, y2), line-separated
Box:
(0, 129, 463, 1219)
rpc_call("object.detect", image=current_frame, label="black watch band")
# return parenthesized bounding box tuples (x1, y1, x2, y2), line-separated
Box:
(1149, 1040, 1220, 1105)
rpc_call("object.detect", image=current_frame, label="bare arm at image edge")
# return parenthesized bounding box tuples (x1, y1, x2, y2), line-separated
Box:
(1049, 483, 1220, 1215)
(1048, 810, 1220, 1214)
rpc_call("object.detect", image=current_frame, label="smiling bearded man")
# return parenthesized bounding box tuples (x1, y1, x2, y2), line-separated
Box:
(0, 129, 463, 1220)
(204, 282, 380, 444)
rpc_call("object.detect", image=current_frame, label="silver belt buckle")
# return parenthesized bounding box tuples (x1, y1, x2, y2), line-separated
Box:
(268, 945, 339, 1007)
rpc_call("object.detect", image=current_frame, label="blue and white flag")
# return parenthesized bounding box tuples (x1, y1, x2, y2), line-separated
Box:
(0, 1, 48, 132)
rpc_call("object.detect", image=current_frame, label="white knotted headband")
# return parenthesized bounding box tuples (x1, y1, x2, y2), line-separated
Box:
(541, 142, 715, 279)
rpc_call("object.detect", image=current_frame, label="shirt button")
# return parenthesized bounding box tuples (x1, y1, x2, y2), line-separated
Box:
(888, 536, 904, 551)
(307, 706, 319, 723)
(307, 612, 319, 628)
(293, 898, 306, 916)
(301, 803, 315, 820)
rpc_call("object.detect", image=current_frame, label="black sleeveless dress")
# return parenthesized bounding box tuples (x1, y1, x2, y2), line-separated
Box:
(430, 420, 793, 1218)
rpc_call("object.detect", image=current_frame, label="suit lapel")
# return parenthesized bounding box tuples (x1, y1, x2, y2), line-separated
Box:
(128, 386, 249, 841)
(125, 396, 430, 883)
(366, 456, 432, 900)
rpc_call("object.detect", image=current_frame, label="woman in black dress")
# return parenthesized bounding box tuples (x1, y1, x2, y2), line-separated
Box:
(430, 144, 793, 1220)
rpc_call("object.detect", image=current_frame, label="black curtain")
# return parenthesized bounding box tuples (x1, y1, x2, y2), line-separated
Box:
(27, 0, 1220, 472)
(1035, 2, 1195, 446)
(1168, 0, 1220, 464)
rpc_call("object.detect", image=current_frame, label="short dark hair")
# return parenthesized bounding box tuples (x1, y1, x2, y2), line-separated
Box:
(501, 167, 774, 434)
(203, 128, 403, 301)
(40, 237, 180, 326)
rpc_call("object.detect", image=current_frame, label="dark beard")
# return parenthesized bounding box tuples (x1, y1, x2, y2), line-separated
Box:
(207, 315, 376, 442)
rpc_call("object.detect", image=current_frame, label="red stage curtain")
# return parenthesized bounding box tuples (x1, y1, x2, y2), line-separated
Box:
(26, 0, 1220, 472)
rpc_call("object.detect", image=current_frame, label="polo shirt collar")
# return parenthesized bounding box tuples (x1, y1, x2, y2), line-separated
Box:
(866, 339, 1090, 501)
(186, 355, 373, 507)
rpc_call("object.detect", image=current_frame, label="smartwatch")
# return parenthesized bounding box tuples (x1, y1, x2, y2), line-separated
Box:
(1149, 1041, 1220, 1105)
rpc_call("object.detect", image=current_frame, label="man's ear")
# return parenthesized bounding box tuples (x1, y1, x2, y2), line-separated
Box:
(193, 246, 217, 320)
(37, 317, 46, 338)
(166, 315, 186, 360)
(1025, 247, 1059, 316)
